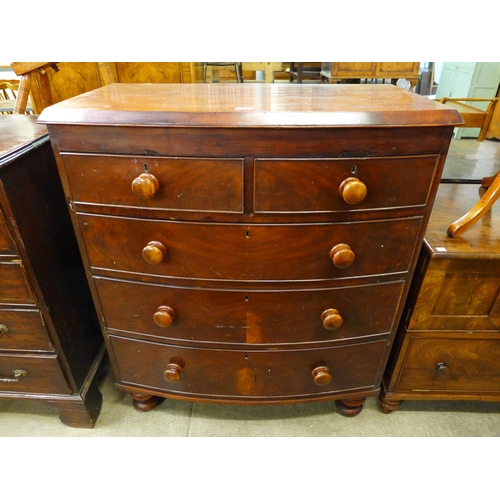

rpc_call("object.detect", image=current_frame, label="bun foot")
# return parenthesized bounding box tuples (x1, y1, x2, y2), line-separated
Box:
(130, 392, 164, 411)
(335, 398, 365, 417)
(379, 394, 401, 414)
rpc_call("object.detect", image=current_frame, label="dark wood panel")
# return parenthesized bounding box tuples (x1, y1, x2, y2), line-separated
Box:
(0, 309, 53, 351)
(111, 335, 389, 401)
(80, 215, 421, 283)
(95, 277, 403, 346)
(62, 153, 244, 213)
(254, 156, 439, 213)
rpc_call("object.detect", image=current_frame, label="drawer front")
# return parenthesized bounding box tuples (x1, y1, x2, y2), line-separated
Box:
(96, 278, 404, 345)
(397, 336, 500, 393)
(111, 336, 388, 400)
(62, 153, 244, 213)
(0, 309, 53, 351)
(0, 210, 17, 256)
(81, 214, 421, 282)
(254, 156, 439, 213)
(0, 353, 70, 395)
(0, 263, 36, 304)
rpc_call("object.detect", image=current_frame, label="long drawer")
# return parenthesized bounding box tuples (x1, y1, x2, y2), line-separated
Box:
(111, 335, 389, 401)
(397, 335, 500, 393)
(95, 277, 405, 346)
(0, 353, 70, 395)
(80, 214, 421, 283)
(254, 155, 439, 213)
(0, 210, 17, 256)
(0, 309, 53, 351)
(62, 153, 244, 213)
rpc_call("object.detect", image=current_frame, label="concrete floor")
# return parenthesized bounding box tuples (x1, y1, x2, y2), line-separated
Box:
(1, 363, 500, 437)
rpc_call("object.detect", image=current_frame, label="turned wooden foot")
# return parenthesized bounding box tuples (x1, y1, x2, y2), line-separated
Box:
(379, 391, 402, 414)
(130, 392, 164, 411)
(335, 398, 365, 417)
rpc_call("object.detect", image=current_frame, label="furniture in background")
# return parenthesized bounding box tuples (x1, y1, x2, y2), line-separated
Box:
(436, 62, 500, 139)
(380, 183, 500, 413)
(203, 63, 243, 83)
(320, 62, 420, 90)
(288, 63, 322, 83)
(39, 83, 461, 417)
(10, 62, 196, 114)
(0, 115, 105, 427)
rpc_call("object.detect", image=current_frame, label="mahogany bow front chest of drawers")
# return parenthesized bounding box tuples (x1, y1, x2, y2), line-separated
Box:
(0, 115, 104, 427)
(39, 83, 462, 416)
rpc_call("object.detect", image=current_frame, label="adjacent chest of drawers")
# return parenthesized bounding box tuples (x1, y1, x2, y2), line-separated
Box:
(39, 83, 461, 416)
(0, 115, 104, 427)
(381, 183, 500, 412)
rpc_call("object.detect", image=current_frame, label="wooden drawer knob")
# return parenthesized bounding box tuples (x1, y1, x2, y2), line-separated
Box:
(132, 173, 159, 200)
(312, 366, 332, 386)
(164, 362, 183, 383)
(436, 362, 449, 374)
(321, 309, 343, 330)
(142, 241, 166, 265)
(154, 306, 175, 328)
(0, 324, 8, 335)
(330, 243, 355, 268)
(339, 177, 367, 205)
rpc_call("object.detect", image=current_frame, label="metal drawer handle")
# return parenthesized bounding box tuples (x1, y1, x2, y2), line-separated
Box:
(0, 369, 28, 383)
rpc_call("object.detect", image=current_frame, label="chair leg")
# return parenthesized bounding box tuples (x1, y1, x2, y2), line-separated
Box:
(203, 63, 207, 83)
(235, 63, 243, 83)
(447, 172, 500, 237)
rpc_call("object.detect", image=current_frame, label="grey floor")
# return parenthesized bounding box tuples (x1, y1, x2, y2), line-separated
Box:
(2, 137, 500, 439)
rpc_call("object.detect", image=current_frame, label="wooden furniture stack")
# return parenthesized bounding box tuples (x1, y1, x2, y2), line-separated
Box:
(38, 83, 461, 417)
(381, 182, 500, 411)
(0, 115, 104, 427)
(320, 62, 420, 90)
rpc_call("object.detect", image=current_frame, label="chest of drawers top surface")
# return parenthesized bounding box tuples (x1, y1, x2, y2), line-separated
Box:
(38, 83, 462, 128)
(0, 115, 47, 160)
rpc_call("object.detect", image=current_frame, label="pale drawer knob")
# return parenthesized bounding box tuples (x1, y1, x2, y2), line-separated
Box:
(132, 173, 159, 200)
(0, 324, 8, 335)
(142, 241, 166, 265)
(164, 362, 183, 383)
(154, 306, 175, 328)
(330, 243, 355, 268)
(312, 366, 332, 386)
(339, 177, 367, 204)
(321, 309, 343, 330)
(436, 362, 449, 375)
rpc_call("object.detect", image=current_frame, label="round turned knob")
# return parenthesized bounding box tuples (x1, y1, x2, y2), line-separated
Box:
(0, 324, 8, 335)
(154, 306, 175, 328)
(330, 243, 355, 268)
(436, 362, 450, 375)
(164, 362, 183, 383)
(339, 177, 367, 205)
(321, 309, 343, 330)
(312, 366, 332, 386)
(142, 241, 167, 265)
(131, 173, 160, 200)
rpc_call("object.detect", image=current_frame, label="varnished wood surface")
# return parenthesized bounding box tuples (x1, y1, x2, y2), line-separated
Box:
(424, 183, 500, 256)
(0, 115, 46, 159)
(38, 83, 463, 128)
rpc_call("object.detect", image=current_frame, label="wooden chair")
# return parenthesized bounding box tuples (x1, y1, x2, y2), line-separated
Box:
(441, 96, 500, 237)
(10, 62, 60, 114)
(203, 63, 243, 83)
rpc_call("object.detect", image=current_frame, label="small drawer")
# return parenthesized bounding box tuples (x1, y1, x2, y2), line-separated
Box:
(110, 335, 388, 401)
(397, 336, 500, 393)
(0, 210, 17, 257)
(0, 263, 36, 305)
(80, 214, 421, 283)
(62, 153, 244, 213)
(95, 277, 404, 345)
(254, 155, 439, 213)
(0, 309, 53, 351)
(0, 353, 70, 395)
